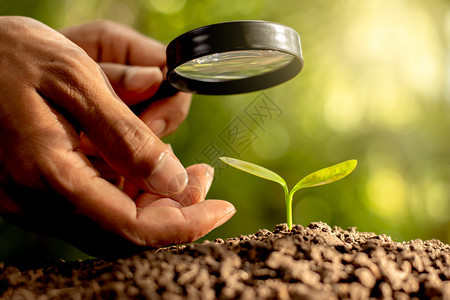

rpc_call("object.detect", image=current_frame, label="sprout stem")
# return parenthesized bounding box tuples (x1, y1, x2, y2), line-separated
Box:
(283, 185, 292, 230)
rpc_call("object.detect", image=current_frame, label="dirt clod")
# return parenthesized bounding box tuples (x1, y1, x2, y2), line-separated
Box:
(1, 222, 449, 299)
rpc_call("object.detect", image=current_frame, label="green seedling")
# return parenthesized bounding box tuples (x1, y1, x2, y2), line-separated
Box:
(220, 157, 357, 230)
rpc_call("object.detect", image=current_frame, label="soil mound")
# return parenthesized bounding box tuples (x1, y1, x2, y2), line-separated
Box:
(1, 222, 449, 299)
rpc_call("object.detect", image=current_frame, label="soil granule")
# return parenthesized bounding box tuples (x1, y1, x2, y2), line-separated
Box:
(1, 222, 449, 299)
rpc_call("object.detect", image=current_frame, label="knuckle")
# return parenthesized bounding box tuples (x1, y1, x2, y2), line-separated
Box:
(40, 47, 104, 110)
(49, 47, 92, 79)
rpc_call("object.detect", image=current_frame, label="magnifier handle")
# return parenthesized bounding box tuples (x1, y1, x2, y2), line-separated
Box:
(129, 80, 179, 115)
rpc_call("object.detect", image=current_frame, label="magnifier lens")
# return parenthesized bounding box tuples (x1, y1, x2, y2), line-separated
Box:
(130, 21, 303, 114)
(166, 21, 303, 94)
(174, 50, 294, 81)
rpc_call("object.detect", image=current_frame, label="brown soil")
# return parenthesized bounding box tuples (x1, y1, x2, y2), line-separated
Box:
(1, 222, 449, 300)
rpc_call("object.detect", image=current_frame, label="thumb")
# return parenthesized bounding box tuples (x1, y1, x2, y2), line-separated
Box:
(100, 62, 164, 106)
(39, 57, 187, 196)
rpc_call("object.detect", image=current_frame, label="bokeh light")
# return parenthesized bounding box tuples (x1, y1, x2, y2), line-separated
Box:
(0, 0, 449, 262)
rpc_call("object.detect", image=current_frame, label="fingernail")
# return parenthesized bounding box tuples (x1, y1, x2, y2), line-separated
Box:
(214, 207, 236, 228)
(148, 119, 166, 137)
(125, 67, 160, 93)
(146, 153, 188, 195)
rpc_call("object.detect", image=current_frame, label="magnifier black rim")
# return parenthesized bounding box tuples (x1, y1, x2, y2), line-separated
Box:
(166, 20, 304, 95)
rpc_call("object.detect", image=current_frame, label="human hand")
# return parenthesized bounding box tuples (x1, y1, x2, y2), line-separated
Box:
(0, 17, 235, 256)
(60, 20, 191, 140)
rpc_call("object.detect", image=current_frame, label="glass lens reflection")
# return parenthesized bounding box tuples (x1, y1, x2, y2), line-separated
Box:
(174, 50, 294, 81)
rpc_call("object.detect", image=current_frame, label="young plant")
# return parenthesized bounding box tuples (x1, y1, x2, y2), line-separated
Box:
(220, 157, 357, 230)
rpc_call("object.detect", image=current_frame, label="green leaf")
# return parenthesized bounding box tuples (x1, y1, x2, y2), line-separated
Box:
(220, 157, 287, 187)
(291, 159, 357, 194)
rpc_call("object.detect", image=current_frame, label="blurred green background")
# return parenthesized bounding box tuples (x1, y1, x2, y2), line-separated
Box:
(1, 0, 449, 263)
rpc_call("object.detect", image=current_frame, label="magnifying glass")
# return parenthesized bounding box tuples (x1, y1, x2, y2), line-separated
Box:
(131, 20, 303, 114)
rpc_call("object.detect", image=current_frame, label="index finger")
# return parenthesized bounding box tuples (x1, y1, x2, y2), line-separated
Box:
(60, 21, 166, 67)
(36, 38, 187, 196)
